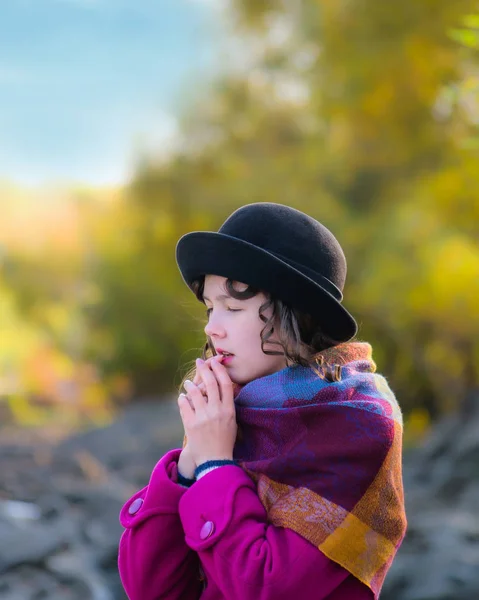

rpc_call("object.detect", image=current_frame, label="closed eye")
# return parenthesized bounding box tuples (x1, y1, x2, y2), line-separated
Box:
(205, 307, 242, 317)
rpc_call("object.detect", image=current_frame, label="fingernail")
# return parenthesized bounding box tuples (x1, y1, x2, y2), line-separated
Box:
(196, 358, 204, 366)
(184, 379, 192, 386)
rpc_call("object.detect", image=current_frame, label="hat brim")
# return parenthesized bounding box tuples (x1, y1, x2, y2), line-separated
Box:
(176, 231, 358, 342)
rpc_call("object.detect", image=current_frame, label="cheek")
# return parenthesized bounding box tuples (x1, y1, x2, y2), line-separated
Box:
(234, 324, 263, 357)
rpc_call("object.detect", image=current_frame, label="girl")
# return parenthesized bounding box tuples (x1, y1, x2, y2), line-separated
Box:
(118, 202, 407, 600)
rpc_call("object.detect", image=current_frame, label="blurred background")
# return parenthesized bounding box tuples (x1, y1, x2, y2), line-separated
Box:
(0, 1, 478, 598)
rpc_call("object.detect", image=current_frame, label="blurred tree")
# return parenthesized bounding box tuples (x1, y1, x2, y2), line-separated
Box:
(446, 12, 479, 148)
(92, 0, 477, 414)
(2, 1, 478, 422)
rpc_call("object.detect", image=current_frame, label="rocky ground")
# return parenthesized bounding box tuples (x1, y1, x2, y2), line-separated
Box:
(1, 390, 478, 600)
(0, 397, 183, 600)
(381, 388, 479, 600)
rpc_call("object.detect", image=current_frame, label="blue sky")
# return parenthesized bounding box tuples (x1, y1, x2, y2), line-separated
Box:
(0, 0, 220, 185)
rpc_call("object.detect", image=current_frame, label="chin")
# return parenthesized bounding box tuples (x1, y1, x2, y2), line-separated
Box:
(235, 371, 265, 386)
(230, 371, 252, 386)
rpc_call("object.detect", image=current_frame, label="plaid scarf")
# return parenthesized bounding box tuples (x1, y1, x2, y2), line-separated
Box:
(184, 342, 407, 598)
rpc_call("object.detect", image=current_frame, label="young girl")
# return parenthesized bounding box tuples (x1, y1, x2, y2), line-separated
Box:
(118, 202, 407, 600)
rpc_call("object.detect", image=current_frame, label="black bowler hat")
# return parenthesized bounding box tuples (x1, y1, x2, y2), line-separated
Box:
(175, 202, 358, 342)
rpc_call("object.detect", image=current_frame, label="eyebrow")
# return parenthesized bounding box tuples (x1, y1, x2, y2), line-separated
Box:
(203, 294, 232, 302)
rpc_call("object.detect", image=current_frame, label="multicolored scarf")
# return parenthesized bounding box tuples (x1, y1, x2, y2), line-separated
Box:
(185, 342, 407, 598)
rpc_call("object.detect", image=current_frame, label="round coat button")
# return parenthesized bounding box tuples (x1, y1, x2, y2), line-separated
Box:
(128, 497, 143, 515)
(199, 520, 215, 540)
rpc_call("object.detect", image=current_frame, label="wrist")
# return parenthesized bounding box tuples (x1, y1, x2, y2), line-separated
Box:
(196, 456, 233, 466)
(178, 454, 195, 480)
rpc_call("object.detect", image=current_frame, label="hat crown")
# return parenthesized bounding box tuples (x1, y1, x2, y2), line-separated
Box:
(175, 202, 357, 341)
(218, 203, 347, 299)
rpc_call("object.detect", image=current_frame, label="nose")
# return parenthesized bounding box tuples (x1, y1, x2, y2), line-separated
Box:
(204, 312, 226, 339)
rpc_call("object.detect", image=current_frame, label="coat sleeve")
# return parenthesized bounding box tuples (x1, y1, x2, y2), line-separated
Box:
(178, 465, 374, 600)
(118, 448, 202, 600)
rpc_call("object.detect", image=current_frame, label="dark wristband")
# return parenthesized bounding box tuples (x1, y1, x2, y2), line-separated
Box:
(177, 470, 195, 487)
(195, 459, 237, 479)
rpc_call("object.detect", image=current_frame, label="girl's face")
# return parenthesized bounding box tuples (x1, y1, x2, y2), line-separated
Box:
(203, 274, 288, 385)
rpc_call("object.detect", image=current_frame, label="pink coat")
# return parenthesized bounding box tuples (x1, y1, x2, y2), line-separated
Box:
(118, 448, 374, 599)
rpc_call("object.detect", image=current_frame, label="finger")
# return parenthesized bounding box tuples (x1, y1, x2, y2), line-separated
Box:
(178, 393, 194, 418)
(185, 378, 206, 397)
(185, 393, 196, 410)
(179, 392, 195, 411)
(184, 379, 208, 413)
(193, 356, 218, 386)
(210, 358, 234, 407)
(195, 359, 221, 406)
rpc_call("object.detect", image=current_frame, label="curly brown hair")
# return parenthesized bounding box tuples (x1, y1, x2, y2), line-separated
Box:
(178, 276, 345, 394)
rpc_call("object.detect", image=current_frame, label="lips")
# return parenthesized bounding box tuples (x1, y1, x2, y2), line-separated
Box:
(216, 348, 234, 357)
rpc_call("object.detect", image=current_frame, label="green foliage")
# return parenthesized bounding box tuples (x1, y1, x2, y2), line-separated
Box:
(449, 14, 479, 48)
(446, 12, 479, 148)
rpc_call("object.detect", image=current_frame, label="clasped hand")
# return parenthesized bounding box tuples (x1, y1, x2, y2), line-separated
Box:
(178, 356, 238, 469)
